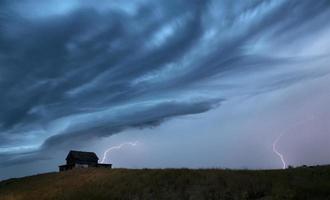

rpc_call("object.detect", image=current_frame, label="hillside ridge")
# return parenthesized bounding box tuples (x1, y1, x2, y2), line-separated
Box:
(1, 166, 330, 200)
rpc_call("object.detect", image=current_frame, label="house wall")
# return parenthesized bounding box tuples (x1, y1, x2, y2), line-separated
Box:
(67, 159, 98, 166)
(75, 164, 89, 168)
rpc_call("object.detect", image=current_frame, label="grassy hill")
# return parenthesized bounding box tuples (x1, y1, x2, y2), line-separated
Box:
(0, 166, 330, 200)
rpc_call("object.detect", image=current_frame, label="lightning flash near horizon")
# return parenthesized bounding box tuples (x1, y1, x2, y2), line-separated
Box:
(272, 116, 316, 169)
(101, 141, 139, 164)
(272, 132, 287, 169)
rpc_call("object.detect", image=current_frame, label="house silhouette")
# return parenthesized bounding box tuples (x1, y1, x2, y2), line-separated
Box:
(59, 150, 112, 171)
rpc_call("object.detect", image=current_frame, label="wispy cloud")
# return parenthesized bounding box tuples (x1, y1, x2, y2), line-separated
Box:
(0, 0, 330, 167)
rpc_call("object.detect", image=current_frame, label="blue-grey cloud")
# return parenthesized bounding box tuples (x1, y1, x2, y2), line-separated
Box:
(0, 0, 330, 169)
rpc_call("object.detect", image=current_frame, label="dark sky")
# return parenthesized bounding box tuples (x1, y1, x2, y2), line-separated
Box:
(1, 0, 330, 180)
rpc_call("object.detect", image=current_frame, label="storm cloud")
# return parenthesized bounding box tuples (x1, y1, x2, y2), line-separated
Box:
(1, 0, 330, 175)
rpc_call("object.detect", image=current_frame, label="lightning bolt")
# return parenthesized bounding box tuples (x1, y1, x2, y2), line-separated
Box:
(272, 116, 315, 169)
(272, 132, 287, 169)
(100, 141, 139, 164)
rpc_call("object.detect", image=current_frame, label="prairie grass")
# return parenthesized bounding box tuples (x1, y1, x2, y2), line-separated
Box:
(0, 166, 330, 200)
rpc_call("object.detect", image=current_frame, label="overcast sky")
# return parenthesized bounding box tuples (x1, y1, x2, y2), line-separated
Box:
(1, 0, 330, 180)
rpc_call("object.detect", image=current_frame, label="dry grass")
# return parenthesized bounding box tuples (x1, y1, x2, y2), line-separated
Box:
(0, 166, 330, 200)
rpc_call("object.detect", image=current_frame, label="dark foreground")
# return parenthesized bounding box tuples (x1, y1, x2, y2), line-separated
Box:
(0, 166, 330, 200)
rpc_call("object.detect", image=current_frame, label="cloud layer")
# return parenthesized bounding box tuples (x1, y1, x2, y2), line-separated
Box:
(1, 0, 330, 169)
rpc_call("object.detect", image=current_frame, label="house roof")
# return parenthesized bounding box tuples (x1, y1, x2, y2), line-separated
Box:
(66, 150, 99, 162)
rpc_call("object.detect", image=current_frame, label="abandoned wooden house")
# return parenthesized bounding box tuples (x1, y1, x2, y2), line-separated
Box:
(59, 150, 112, 171)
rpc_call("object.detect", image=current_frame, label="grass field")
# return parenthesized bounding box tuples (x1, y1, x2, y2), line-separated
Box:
(0, 166, 330, 200)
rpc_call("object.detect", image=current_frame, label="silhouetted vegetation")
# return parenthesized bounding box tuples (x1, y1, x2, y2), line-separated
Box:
(1, 165, 330, 200)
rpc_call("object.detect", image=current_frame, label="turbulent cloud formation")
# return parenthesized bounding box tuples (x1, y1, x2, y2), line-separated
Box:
(0, 0, 330, 175)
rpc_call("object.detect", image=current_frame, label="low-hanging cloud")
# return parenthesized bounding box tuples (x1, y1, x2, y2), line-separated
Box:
(1, 0, 330, 167)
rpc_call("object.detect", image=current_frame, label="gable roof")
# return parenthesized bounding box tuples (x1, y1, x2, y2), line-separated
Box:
(66, 150, 99, 163)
